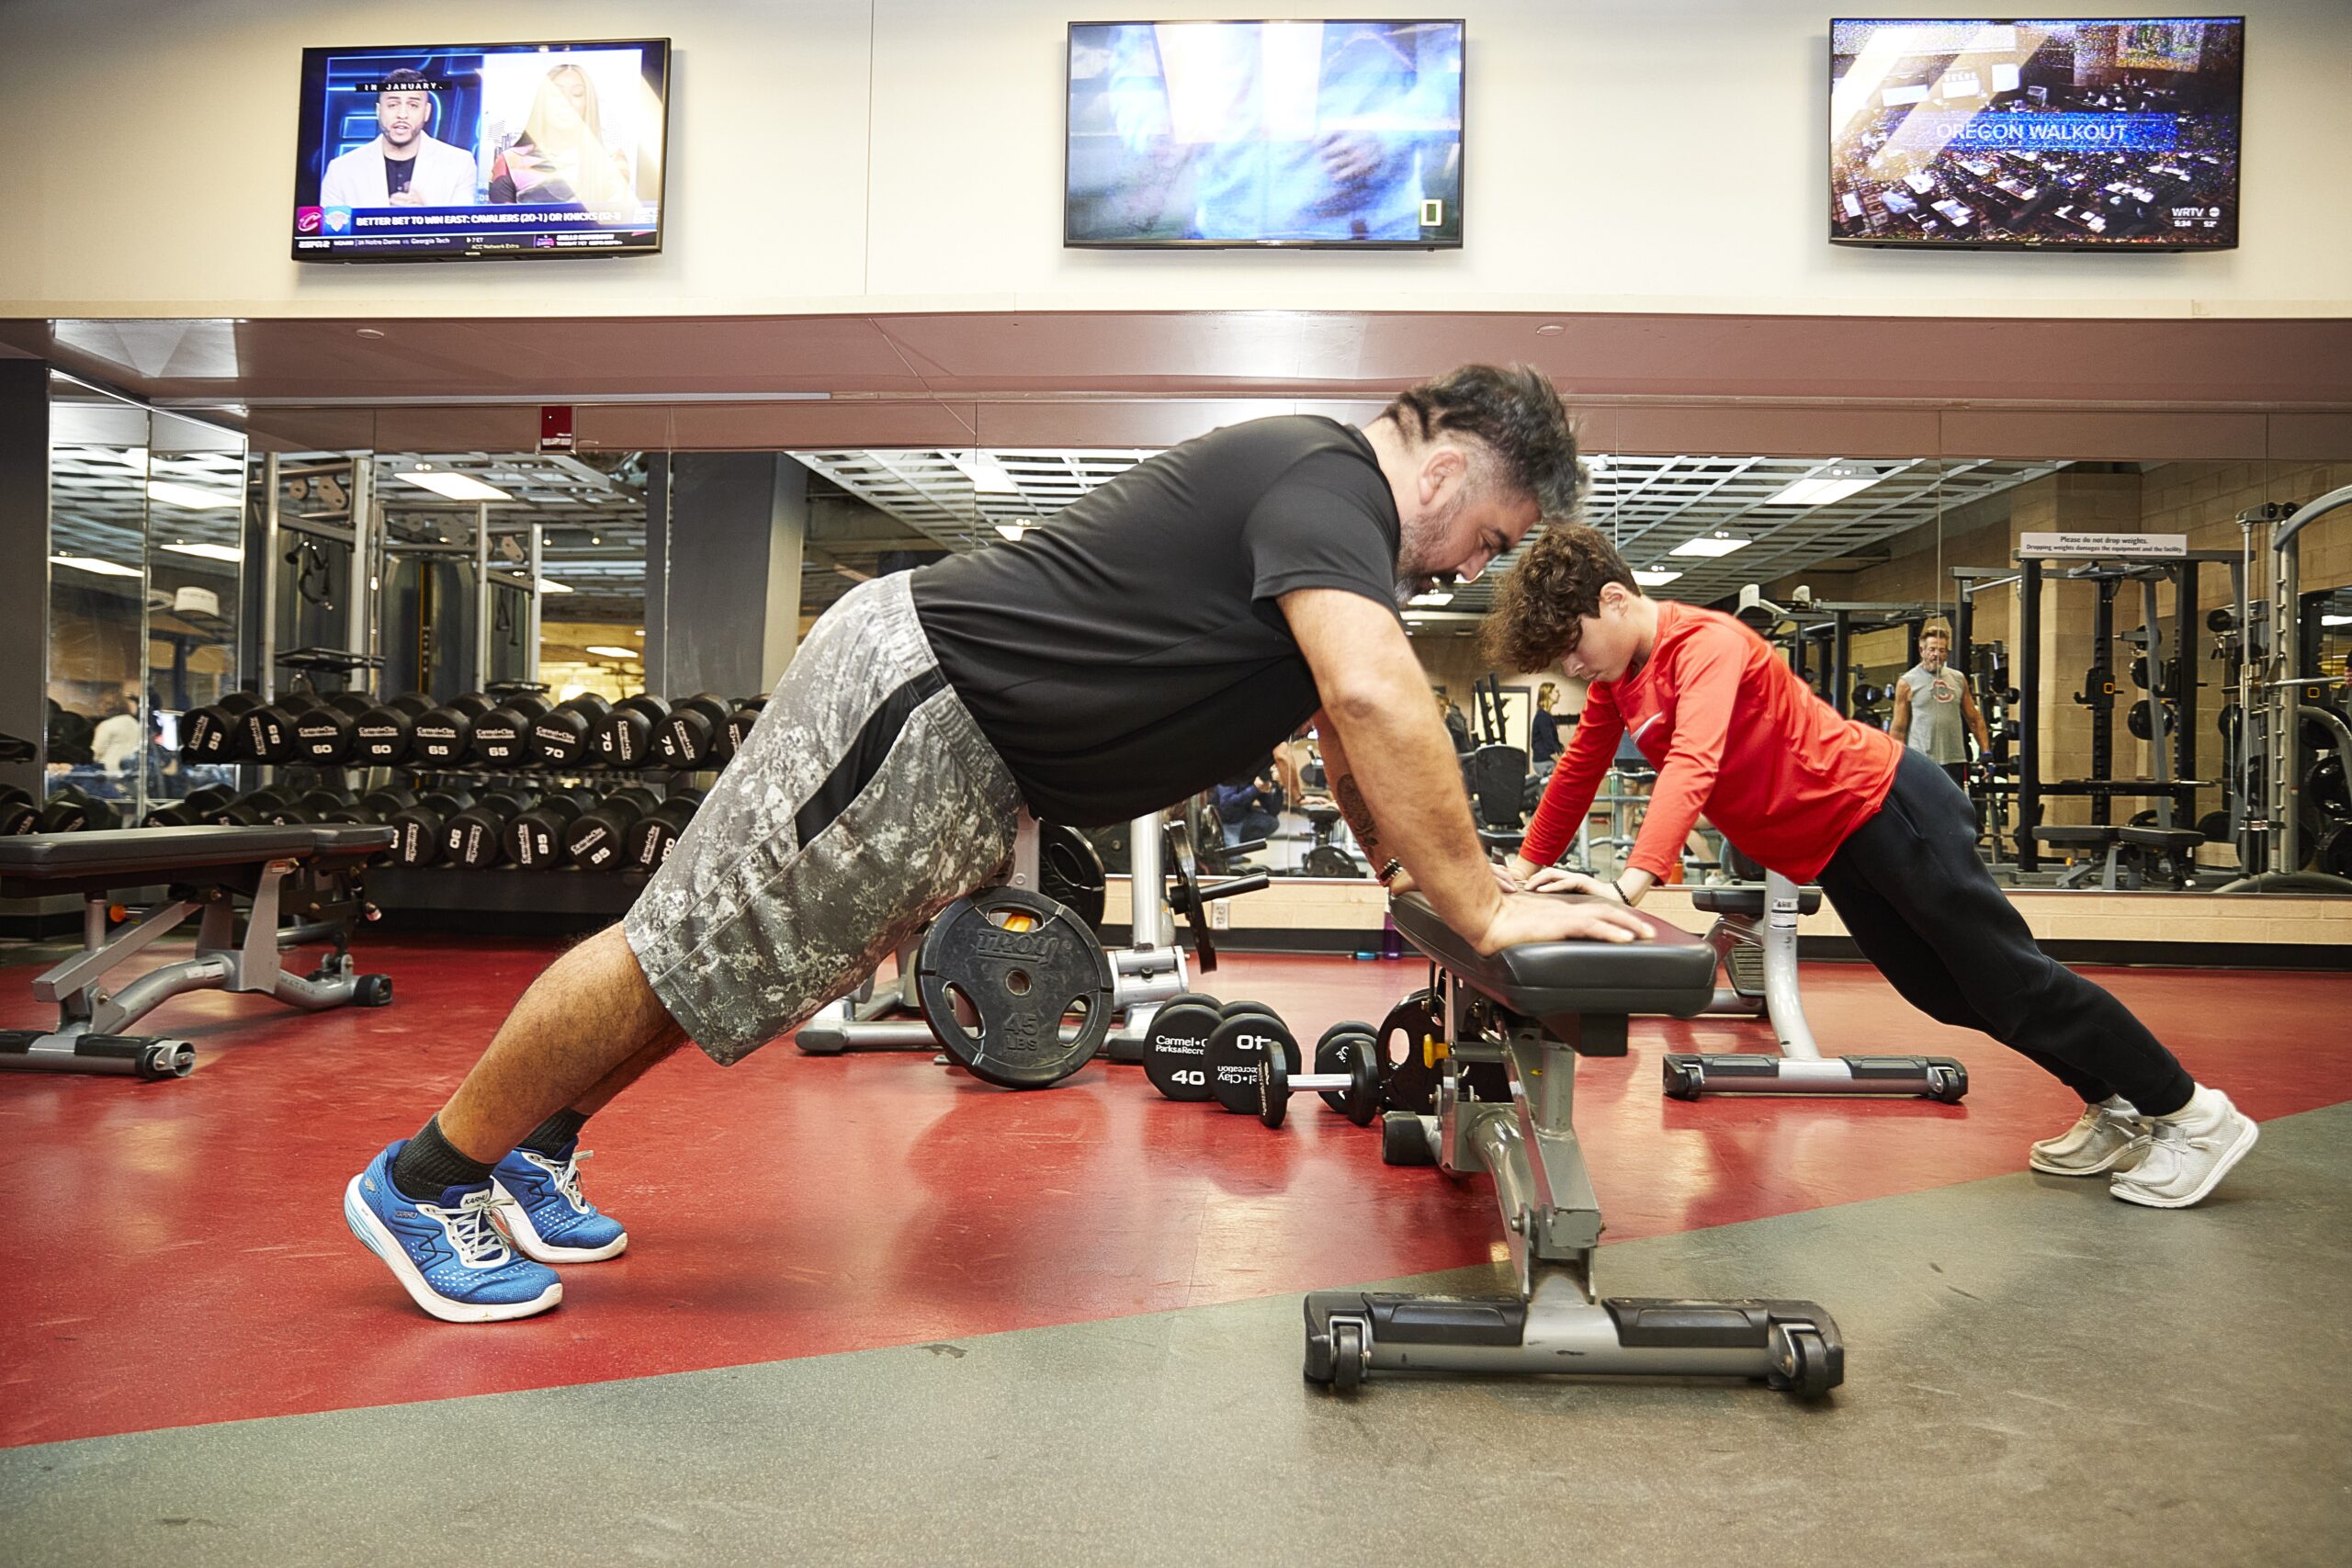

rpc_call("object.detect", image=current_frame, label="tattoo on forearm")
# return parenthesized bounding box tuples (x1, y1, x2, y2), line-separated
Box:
(1334, 774, 1380, 852)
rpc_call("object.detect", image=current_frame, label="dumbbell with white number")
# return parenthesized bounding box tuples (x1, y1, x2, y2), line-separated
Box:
(1256, 1035, 1381, 1128)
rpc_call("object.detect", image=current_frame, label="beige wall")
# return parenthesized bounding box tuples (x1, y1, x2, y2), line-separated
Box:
(4, 0, 2348, 321)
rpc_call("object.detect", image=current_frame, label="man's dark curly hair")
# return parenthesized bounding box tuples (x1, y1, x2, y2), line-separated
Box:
(1380, 364, 1580, 516)
(1481, 523, 1638, 671)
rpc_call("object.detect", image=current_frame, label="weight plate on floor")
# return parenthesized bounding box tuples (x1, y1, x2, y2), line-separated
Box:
(1038, 821, 1108, 932)
(1376, 990, 1445, 1113)
(915, 886, 1113, 1089)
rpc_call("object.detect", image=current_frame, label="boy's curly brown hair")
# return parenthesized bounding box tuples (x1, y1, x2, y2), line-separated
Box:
(1480, 523, 1638, 671)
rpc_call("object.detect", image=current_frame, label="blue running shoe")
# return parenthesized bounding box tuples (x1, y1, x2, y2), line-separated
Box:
(344, 1142, 562, 1323)
(491, 1143, 629, 1263)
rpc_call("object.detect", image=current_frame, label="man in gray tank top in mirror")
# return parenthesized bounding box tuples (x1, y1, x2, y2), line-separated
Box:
(1892, 620, 1990, 797)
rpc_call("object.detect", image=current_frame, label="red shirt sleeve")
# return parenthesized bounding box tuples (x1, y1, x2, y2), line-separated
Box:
(1519, 682, 1623, 868)
(1623, 622, 1743, 880)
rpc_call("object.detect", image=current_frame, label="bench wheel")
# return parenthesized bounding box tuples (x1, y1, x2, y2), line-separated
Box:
(1768, 1324, 1836, 1400)
(1663, 1056, 1704, 1100)
(354, 974, 394, 1008)
(1379, 1111, 1435, 1167)
(1329, 1319, 1366, 1393)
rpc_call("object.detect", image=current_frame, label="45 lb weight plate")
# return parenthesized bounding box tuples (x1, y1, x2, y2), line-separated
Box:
(916, 886, 1114, 1089)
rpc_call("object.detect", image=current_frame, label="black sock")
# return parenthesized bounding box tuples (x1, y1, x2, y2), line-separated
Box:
(390, 1115, 495, 1201)
(519, 1108, 590, 1157)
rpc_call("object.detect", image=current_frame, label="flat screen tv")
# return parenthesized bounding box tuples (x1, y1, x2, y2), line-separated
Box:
(1829, 17, 2243, 249)
(1066, 19, 1464, 248)
(290, 38, 670, 262)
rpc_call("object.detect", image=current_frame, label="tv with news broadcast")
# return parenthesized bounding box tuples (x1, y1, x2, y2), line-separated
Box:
(1829, 17, 2243, 249)
(1066, 19, 1464, 248)
(290, 38, 670, 262)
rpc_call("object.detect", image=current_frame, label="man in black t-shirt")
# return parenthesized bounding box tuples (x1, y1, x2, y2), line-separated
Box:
(346, 363, 1653, 1325)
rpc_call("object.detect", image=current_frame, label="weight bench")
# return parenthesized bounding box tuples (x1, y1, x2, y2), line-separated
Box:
(1303, 892, 1843, 1397)
(1661, 871, 1967, 1101)
(0, 825, 393, 1079)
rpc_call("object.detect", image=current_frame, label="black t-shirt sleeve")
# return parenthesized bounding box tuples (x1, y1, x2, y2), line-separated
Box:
(1241, 449, 1401, 615)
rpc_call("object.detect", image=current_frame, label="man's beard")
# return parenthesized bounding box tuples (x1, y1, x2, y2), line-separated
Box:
(1393, 494, 1464, 604)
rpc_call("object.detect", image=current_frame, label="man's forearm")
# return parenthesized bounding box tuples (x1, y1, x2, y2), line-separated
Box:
(1320, 695, 1500, 935)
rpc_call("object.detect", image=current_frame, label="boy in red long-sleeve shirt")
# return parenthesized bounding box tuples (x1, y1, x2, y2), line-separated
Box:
(1486, 525, 2256, 1210)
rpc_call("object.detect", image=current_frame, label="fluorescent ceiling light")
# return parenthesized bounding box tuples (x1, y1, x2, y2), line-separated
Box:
(1634, 568, 1683, 587)
(1408, 590, 1454, 606)
(51, 554, 141, 578)
(146, 479, 240, 511)
(392, 468, 514, 502)
(993, 523, 1031, 541)
(586, 645, 638, 658)
(1762, 467, 1883, 507)
(1669, 535, 1750, 558)
(631, 628, 644, 637)
(161, 541, 243, 563)
(536, 578, 573, 594)
(954, 452, 1020, 495)
(2324, 614, 2352, 627)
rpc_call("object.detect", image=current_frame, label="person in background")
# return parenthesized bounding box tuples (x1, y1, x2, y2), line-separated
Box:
(1531, 680, 1563, 769)
(1440, 689, 1472, 753)
(1892, 619, 1990, 789)
(1213, 758, 1283, 847)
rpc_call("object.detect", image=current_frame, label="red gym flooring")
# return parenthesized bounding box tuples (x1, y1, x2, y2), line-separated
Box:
(3, 936, 2348, 1450)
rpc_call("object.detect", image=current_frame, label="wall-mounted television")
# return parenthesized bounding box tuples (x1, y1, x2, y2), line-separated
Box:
(1066, 19, 1464, 249)
(290, 38, 670, 262)
(1829, 17, 2243, 250)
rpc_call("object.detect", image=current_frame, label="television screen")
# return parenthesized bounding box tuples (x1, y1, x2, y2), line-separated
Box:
(1829, 17, 2243, 249)
(291, 38, 670, 262)
(1066, 19, 1464, 248)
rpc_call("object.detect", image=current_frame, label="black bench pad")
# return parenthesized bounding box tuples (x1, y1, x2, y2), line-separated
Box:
(2119, 826, 2203, 852)
(1690, 886, 1823, 917)
(0, 825, 391, 886)
(1390, 891, 1716, 1018)
(2032, 826, 2120, 847)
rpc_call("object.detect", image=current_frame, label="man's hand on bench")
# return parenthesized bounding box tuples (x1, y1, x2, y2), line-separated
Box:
(1472, 891, 1650, 955)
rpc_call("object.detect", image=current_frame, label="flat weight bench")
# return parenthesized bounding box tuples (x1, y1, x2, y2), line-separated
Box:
(1303, 892, 1843, 1397)
(0, 825, 393, 1079)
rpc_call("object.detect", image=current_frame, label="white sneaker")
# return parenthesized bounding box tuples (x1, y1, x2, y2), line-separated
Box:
(2029, 1100, 2148, 1176)
(2110, 1089, 2258, 1210)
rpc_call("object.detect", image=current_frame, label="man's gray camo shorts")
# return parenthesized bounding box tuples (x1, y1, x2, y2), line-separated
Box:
(622, 571, 1022, 1065)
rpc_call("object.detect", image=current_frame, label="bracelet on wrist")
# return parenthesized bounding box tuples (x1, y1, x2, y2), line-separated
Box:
(1377, 857, 1404, 886)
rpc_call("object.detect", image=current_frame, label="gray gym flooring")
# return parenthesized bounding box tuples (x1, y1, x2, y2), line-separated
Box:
(6, 1103, 2346, 1568)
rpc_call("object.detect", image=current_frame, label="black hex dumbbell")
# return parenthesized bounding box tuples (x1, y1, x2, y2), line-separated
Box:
(650, 693, 731, 769)
(564, 787, 661, 870)
(289, 693, 382, 766)
(238, 693, 325, 764)
(1202, 1001, 1302, 1113)
(507, 791, 594, 867)
(708, 696, 769, 769)
(526, 694, 614, 769)
(353, 787, 419, 825)
(442, 791, 537, 869)
(181, 691, 264, 763)
(469, 692, 553, 768)
(387, 789, 476, 866)
(622, 790, 705, 871)
(409, 694, 495, 768)
(206, 788, 294, 826)
(1255, 1033, 1382, 1128)
(4, 784, 46, 835)
(592, 694, 671, 769)
(39, 788, 121, 832)
(347, 694, 436, 767)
